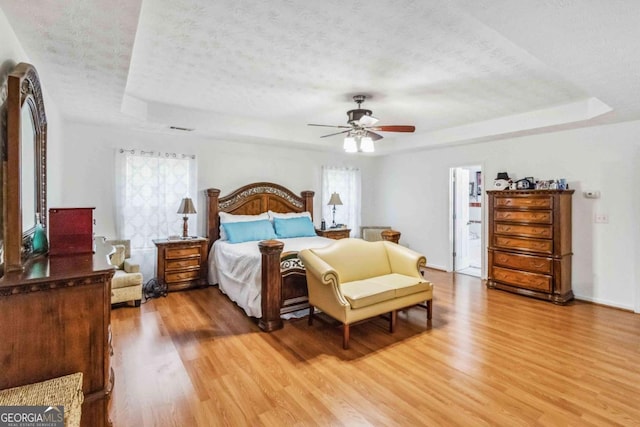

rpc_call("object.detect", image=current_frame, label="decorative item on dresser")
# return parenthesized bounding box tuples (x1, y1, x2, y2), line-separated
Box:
(315, 227, 351, 240)
(49, 207, 95, 255)
(0, 238, 116, 427)
(487, 189, 574, 304)
(153, 237, 208, 292)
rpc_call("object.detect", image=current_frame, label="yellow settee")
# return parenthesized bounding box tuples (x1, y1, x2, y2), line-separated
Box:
(299, 238, 433, 349)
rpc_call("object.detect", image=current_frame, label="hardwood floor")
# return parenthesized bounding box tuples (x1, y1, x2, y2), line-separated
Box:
(110, 270, 640, 426)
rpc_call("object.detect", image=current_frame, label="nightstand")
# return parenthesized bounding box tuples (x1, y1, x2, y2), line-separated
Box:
(153, 237, 208, 292)
(315, 228, 351, 240)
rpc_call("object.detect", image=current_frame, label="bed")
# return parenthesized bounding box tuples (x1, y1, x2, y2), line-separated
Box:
(206, 182, 334, 332)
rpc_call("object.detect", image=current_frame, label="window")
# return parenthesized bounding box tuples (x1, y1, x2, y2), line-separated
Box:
(321, 166, 361, 236)
(115, 149, 197, 278)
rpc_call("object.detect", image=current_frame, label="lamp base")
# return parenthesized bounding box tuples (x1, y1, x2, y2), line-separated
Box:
(182, 216, 189, 238)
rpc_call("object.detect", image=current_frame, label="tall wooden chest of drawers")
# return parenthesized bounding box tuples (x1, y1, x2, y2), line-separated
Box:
(153, 238, 208, 291)
(487, 190, 574, 304)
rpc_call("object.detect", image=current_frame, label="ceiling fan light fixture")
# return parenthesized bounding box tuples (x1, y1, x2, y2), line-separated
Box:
(360, 136, 375, 153)
(358, 114, 379, 127)
(343, 136, 357, 153)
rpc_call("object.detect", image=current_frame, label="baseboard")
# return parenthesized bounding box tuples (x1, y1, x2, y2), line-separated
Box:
(573, 294, 634, 311)
(425, 263, 448, 272)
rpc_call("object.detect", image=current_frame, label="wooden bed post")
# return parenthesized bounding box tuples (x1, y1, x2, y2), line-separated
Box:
(258, 239, 285, 332)
(381, 230, 401, 244)
(301, 190, 314, 220)
(206, 188, 221, 250)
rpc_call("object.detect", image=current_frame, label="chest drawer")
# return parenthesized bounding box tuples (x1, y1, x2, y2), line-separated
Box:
(494, 235, 553, 255)
(166, 246, 201, 259)
(492, 266, 552, 293)
(495, 197, 552, 209)
(493, 251, 552, 274)
(494, 210, 552, 224)
(495, 223, 552, 239)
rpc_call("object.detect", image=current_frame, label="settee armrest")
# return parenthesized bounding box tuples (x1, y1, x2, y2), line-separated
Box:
(123, 259, 140, 273)
(299, 249, 339, 285)
(383, 241, 427, 278)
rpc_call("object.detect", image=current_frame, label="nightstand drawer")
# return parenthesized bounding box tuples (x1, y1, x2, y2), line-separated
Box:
(166, 246, 201, 259)
(166, 258, 200, 270)
(166, 270, 200, 283)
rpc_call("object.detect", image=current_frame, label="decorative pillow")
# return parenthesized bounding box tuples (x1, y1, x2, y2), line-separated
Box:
(273, 216, 317, 239)
(268, 210, 311, 220)
(219, 211, 269, 240)
(222, 219, 277, 244)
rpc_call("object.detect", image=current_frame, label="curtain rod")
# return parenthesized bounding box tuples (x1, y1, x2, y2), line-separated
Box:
(118, 148, 196, 159)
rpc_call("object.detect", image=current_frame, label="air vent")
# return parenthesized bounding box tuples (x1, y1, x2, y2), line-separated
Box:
(169, 126, 194, 132)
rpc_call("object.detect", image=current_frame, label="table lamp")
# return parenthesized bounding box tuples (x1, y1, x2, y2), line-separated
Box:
(177, 197, 196, 238)
(327, 192, 343, 228)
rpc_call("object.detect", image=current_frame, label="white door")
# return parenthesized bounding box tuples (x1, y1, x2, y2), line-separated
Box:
(454, 168, 470, 271)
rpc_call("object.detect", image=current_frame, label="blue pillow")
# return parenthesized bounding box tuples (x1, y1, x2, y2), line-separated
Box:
(273, 216, 317, 238)
(222, 220, 277, 243)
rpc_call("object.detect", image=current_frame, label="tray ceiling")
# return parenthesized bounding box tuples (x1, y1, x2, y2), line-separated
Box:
(1, 0, 638, 154)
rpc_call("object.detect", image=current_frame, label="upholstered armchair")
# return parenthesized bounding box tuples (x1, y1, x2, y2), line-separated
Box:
(106, 239, 143, 307)
(299, 238, 432, 349)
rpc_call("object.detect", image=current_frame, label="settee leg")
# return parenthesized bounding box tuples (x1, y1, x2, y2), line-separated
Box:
(308, 306, 314, 326)
(426, 299, 432, 321)
(134, 299, 141, 307)
(343, 324, 350, 349)
(390, 310, 397, 333)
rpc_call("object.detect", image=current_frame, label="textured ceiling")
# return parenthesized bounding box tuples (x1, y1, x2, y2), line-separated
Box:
(1, 0, 638, 153)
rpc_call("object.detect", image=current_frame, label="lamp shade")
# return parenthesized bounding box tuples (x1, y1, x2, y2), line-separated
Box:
(328, 192, 343, 206)
(360, 136, 374, 153)
(343, 136, 357, 153)
(177, 197, 197, 214)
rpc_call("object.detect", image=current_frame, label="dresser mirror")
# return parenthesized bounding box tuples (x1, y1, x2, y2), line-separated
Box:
(4, 62, 47, 272)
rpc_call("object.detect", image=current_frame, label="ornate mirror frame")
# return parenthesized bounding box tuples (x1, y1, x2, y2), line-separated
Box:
(4, 63, 47, 272)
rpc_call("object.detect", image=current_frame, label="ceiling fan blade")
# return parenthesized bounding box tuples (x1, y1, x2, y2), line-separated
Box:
(367, 131, 384, 141)
(370, 125, 416, 133)
(308, 124, 352, 129)
(320, 129, 350, 138)
(358, 115, 379, 127)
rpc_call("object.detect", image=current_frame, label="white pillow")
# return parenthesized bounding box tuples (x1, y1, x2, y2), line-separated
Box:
(267, 210, 311, 220)
(219, 211, 269, 240)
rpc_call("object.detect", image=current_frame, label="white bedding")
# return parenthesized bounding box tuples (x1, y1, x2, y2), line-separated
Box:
(208, 236, 334, 317)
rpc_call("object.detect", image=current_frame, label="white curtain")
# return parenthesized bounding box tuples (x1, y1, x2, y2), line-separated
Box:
(322, 166, 361, 237)
(115, 149, 197, 279)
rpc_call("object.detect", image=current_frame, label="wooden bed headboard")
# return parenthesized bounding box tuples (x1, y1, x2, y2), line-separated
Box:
(206, 182, 314, 248)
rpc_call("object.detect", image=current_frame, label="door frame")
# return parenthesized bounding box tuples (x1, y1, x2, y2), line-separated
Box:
(448, 163, 485, 278)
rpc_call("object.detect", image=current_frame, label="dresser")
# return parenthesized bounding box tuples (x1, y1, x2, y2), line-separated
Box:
(153, 238, 208, 291)
(0, 242, 115, 427)
(487, 189, 574, 304)
(315, 228, 351, 240)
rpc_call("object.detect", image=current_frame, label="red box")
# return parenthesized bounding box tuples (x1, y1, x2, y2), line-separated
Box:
(49, 207, 95, 256)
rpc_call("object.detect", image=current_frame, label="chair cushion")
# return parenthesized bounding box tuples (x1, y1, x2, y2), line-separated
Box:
(340, 280, 397, 309)
(367, 273, 432, 297)
(112, 270, 143, 289)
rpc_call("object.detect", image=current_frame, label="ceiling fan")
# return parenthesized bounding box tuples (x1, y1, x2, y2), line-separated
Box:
(308, 95, 415, 152)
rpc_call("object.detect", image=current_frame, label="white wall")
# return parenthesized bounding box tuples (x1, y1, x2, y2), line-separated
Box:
(0, 8, 64, 231)
(373, 121, 640, 311)
(57, 121, 377, 239)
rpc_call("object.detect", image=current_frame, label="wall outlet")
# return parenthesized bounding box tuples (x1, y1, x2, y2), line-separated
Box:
(583, 190, 601, 199)
(594, 213, 609, 223)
